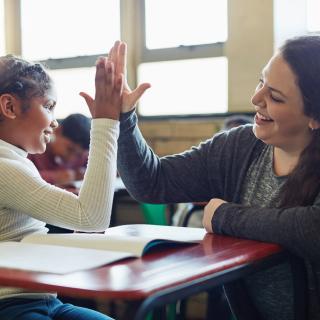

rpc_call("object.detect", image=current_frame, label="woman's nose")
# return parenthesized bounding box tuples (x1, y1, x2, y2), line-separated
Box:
(251, 86, 266, 108)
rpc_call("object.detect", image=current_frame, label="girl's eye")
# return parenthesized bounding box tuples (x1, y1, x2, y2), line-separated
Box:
(44, 104, 54, 111)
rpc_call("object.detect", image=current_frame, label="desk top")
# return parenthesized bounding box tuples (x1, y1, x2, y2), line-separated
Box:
(0, 233, 282, 300)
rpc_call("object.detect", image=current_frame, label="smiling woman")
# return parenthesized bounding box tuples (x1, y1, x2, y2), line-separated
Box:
(252, 53, 314, 158)
(117, 36, 320, 320)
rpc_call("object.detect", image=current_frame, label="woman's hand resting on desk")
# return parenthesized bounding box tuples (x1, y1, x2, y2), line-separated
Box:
(203, 198, 227, 233)
(107, 40, 151, 113)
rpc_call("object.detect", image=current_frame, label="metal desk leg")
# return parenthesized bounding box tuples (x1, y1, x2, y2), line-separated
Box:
(289, 255, 308, 320)
(224, 280, 262, 320)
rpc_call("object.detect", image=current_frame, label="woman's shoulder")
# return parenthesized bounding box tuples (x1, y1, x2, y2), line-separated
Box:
(209, 124, 259, 147)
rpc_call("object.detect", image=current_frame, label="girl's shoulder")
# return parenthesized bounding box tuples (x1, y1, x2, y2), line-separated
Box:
(0, 148, 34, 175)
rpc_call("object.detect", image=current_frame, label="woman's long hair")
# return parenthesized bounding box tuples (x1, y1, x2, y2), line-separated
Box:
(279, 36, 320, 207)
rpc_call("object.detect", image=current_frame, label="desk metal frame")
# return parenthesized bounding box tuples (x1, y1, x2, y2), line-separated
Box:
(133, 252, 306, 320)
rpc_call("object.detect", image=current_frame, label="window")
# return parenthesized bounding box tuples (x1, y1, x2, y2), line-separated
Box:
(307, 0, 320, 32)
(0, 0, 4, 56)
(48, 68, 95, 119)
(138, 0, 228, 116)
(138, 57, 228, 116)
(145, 0, 227, 49)
(21, 0, 120, 60)
(4, 0, 229, 118)
(18, 0, 120, 117)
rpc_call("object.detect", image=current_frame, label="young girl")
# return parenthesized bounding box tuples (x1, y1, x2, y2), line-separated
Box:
(0, 54, 122, 319)
(115, 36, 320, 319)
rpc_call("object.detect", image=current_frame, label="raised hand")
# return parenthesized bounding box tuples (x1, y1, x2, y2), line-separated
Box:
(108, 41, 151, 113)
(80, 57, 123, 120)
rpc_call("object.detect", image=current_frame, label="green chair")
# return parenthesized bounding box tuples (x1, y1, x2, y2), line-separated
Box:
(139, 203, 176, 320)
(139, 203, 168, 225)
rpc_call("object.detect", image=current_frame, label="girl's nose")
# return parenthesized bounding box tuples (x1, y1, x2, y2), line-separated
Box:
(51, 119, 59, 129)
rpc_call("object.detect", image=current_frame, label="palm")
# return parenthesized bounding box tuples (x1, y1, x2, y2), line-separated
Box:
(108, 41, 150, 113)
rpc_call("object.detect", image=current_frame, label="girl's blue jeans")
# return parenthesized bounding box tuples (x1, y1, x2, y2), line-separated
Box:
(0, 296, 114, 320)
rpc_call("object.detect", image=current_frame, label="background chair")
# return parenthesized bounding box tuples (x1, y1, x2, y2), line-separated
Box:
(139, 203, 169, 225)
(139, 203, 176, 320)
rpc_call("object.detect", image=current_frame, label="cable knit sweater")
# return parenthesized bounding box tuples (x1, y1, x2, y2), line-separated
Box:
(0, 118, 119, 299)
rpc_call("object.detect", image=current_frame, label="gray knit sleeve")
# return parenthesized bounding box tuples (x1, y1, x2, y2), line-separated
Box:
(212, 195, 320, 260)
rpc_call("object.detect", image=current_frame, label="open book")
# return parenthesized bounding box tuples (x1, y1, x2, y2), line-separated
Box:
(0, 224, 206, 274)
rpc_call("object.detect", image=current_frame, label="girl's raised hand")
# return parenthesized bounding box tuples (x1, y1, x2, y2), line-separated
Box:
(108, 41, 151, 113)
(80, 57, 123, 120)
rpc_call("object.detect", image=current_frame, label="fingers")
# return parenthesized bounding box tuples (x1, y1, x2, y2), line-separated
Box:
(94, 58, 107, 102)
(117, 42, 127, 76)
(130, 83, 151, 103)
(107, 40, 127, 78)
(79, 92, 95, 116)
(92, 55, 123, 120)
(202, 200, 215, 233)
(112, 74, 124, 107)
(115, 73, 124, 95)
(105, 61, 115, 98)
(108, 40, 120, 69)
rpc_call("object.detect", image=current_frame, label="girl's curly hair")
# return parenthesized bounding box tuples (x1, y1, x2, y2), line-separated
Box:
(0, 55, 52, 112)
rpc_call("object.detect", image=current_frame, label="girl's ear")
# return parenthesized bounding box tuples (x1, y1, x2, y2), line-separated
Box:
(0, 94, 20, 119)
(309, 119, 320, 131)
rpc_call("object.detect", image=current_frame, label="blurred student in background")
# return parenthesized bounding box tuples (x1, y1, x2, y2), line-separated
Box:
(221, 114, 253, 131)
(28, 113, 90, 186)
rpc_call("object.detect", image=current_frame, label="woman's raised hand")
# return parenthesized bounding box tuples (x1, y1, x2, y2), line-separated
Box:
(80, 57, 123, 120)
(108, 41, 151, 113)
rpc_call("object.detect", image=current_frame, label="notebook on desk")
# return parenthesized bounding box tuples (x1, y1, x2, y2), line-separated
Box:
(0, 225, 206, 274)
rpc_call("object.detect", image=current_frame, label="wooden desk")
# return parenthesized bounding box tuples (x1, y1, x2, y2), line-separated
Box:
(0, 233, 306, 320)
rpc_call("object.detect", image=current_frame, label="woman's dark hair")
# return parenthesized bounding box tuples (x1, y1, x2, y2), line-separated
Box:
(0, 55, 52, 112)
(279, 35, 320, 207)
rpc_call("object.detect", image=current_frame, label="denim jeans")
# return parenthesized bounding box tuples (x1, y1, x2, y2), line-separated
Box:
(0, 297, 114, 320)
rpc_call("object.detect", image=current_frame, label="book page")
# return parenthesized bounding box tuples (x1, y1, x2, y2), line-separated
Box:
(0, 242, 133, 274)
(22, 233, 149, 256)
(105, 225, 206, 254)
(105, 224, 206, 243)
(22, 225, 206, 257)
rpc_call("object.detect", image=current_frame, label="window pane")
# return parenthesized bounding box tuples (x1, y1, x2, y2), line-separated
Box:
(49, 68, 95, 119)
(145, 0, 227, 49)
(307, 0, 320, 31)
(138, 58, 228, 116)
(21, 0, 120, 60)
(0, 0, 4, 55)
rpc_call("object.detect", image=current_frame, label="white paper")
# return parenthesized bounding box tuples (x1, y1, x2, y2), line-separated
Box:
(0, 242, 132, 274)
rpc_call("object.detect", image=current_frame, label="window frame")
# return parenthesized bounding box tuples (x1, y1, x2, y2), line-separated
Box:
(136, 0, 227, 117)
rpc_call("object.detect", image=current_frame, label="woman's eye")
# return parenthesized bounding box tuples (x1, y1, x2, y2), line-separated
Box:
(270, 95, 283, 103)
(256, 79, 263, 89)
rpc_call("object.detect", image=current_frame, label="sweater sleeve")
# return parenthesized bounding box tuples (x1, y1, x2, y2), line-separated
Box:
(212, 196, 320, 261)
(118, 111, 258, 204)
(117, 111, 222, 203)
(0, 119, 119, 232)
